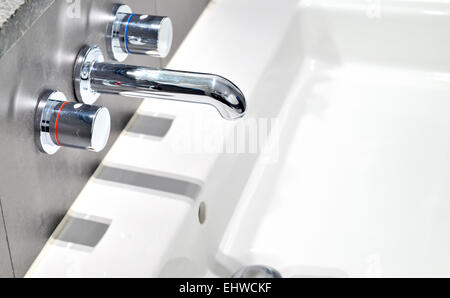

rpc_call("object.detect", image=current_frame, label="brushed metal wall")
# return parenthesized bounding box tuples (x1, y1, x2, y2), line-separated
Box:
(0, 0, 208, 277)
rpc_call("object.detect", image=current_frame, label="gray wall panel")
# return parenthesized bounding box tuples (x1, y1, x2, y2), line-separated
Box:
(0, 199, 13, 277)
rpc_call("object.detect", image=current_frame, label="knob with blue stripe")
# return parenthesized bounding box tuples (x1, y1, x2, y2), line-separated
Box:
(108, 4, 173, 62)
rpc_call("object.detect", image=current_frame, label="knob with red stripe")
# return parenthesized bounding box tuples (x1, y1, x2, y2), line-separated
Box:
(36, 91, 111, 155)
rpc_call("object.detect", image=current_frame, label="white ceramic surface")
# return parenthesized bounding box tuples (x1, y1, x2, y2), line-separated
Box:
(28, 0, 450, 277)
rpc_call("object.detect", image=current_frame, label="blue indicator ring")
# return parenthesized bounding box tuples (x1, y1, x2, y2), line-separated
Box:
(124, 13, 135, 53)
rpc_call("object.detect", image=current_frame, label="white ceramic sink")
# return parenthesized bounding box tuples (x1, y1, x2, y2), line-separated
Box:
(28, 0, 450, 277)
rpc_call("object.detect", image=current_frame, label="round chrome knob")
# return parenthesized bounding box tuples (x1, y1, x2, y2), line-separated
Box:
(36, 91, 111, 155)
(126, 14, 173, 58)
(108, 4, 173, 61)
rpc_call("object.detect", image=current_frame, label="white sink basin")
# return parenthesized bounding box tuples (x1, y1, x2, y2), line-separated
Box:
(28, 0, 450, 277)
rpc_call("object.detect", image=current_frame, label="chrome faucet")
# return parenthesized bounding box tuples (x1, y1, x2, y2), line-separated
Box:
(74, 46, 246, 120)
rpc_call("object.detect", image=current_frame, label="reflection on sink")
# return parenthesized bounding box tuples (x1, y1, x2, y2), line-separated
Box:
(29, 0, 450, 278)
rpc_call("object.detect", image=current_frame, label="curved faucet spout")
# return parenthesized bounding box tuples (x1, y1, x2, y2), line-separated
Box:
(88, 63, 247, 120)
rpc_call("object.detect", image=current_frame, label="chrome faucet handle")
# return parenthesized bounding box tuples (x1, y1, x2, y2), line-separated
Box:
(107, 4, 173, 61)
(74, 46, 246, 120)
(35, 91, 111, 155)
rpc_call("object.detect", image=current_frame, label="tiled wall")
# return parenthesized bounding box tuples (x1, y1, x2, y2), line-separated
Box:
(0, 0, 209, 278)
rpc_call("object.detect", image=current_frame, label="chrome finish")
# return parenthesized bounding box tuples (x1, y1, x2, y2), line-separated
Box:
(232, 265, 282, 278)
(35, 91, 111, 154)
(35, 91, 67, 155)
(74, 46, 247, 120)
(74, 46, 105, 105)
(107, 4, 173, 61)
(107, 4, 133, 62)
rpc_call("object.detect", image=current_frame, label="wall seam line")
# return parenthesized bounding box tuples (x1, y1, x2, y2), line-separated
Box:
(0, 197, 15, 277)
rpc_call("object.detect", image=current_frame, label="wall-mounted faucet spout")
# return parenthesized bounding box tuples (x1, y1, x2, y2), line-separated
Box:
(91, 64, 246, 120)
(74, 46, 246, 120)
